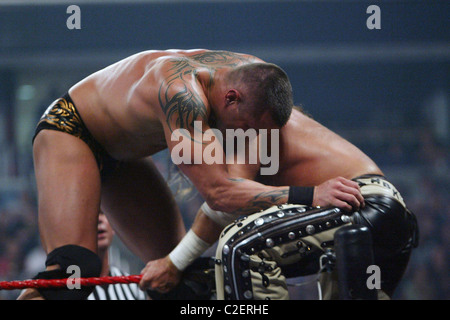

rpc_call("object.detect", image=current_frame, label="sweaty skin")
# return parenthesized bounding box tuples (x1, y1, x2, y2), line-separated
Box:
(20, 49, 294, 299)
(70, 49, 254, 160)
(199, 108, 382, 236)
(258, 108, 382, 186)
(69, 49, 288, 214)
(139, 108, 382, 292)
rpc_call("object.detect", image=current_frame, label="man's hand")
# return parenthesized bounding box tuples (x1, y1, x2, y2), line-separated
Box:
(312, 176, 364, 211)
(139, 256, 182, 293)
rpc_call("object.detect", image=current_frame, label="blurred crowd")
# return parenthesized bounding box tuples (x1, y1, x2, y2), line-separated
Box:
(0, 189, 44, 300)
(392, 130, 449, 300)
(0, 125, 448, 300)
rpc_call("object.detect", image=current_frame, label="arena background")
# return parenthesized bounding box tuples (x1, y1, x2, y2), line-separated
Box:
(0, 0, 448, 300)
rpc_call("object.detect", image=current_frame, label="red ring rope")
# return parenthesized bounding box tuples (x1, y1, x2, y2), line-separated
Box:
(0, 275, 143, 290)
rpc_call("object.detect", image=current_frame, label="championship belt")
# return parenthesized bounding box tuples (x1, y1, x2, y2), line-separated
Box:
(215, 204, 352, 300)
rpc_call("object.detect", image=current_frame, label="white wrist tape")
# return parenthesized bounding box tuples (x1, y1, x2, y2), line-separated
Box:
(169, 229, 211, 271)
(201, 202, 236, 227)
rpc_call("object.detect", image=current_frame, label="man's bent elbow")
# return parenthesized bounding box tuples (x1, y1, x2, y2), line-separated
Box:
(205, 192, 224, 212)
(204, 187, 232, 213)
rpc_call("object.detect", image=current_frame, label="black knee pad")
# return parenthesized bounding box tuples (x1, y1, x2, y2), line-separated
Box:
(34, 245, 102, 300)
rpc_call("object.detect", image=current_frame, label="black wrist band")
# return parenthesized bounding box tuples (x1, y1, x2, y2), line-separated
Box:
(288, 186, 314, 206)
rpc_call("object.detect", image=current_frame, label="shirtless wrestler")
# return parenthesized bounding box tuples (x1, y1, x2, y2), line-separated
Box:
(140, 107, 418, 299)
(18, 49, 304, 300)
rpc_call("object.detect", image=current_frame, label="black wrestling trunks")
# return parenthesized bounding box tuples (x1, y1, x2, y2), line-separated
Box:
(32, 93, 120, 179)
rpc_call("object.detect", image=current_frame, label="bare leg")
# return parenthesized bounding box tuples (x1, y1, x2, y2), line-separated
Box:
(100, 157, 186, 263)
(18, 130, 101, 299)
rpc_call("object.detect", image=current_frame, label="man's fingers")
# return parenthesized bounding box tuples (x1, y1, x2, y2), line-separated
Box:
(139, 260, 177, 292)
(339, 185, 364, 207)
(140, 276, 162, 292)
(144, 281, 175, 294)
(335, 178, 364, 208)
(139, 265, 154, 290)
(314, 177, 365, 211)
(336, 192, 361, 211)
(156, 282, 175, 293)
(338, 177, 360, 189)
(332, 199, 353, 212)
(139, 275, 150, 290)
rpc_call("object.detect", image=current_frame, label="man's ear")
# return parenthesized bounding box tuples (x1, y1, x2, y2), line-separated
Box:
(225, 90, 240, 106)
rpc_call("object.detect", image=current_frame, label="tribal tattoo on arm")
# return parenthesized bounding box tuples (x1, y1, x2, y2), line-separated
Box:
(235, 188, 290, 216)
(226, 178, 289, 215)
(158, 51, 284, 214)
(158, 62, 208, 138)
(158, 51, 254, 137)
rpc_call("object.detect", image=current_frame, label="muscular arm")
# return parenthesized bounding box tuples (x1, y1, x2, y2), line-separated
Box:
(140, 144, 364, 293)
(158, 56, 288, 215)
(191, 207, 224, 244)
(191, 159, 261, 244)
(139, 158, 263, 293)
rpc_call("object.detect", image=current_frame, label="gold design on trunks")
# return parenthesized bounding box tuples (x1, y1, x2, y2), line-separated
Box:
(37, 97, 105, 172)
(38, 98, 84, 139)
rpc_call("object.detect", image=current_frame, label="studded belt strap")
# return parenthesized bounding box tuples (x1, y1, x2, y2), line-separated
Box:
(215, 204, 352, 300)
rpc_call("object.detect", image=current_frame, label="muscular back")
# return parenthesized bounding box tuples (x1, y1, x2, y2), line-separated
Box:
(68, 49, 261, 160)
(257, 108, 383, 186)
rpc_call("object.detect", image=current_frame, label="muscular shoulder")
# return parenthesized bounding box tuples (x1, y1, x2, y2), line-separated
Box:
(139, 49, 263, 131)
(156, 60, 209, 134)
(156, 49, 264, 71)
(142, 49, 263, 92)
